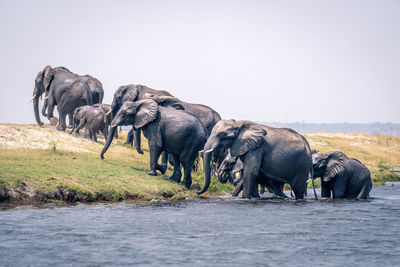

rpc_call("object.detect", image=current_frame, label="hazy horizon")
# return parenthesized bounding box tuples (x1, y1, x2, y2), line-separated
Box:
(1, 0, 399, 124)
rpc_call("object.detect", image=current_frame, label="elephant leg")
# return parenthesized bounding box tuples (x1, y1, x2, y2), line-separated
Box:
(269, 180, 287, 198)
(134, 129, 144, 154)
(91, 127, 97, 142)
(357, 181, 372, 199)
(68, 113, 73, 128)
(160, 151, 168, 170)
(259, 185, 265, 194)
(241, 149, 262, 199)
(321, 181, 331, 198)
(56, 112, 67, 131)
(46, 96, 56, 120)
(124, 128, 134, 146)
(147, 141, 162, 176)
(181, 160, 193, 189)
(169, 155, 182, 183)
(331, 175, 346, 199)
(291, 175, 308, 200)
(75, 120, 85, 136)
(232, 180, 244, 197)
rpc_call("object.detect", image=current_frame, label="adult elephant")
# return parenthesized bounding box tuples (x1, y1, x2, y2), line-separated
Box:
(110, 84, 173, 154)
(216, 148, 286, 198)
(198, 120, 312, 199)
(101, 99, 207, 189)
(312, 151, 372, 199)
(143, 94, 221, 137)
(30, 65, 94, 131)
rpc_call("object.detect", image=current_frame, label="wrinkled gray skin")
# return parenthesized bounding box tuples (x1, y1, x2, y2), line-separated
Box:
(144, 94, 221, 179)
(216, 149, 286, 198)
(70, 106, 108, 142)
(39, 67, 103, 127)
(32, 65, 93, 131)
(312, 151, 372, 199)
(110, 84, 173, 155)
(101, 99, 207, 189)
(69, 105, 92, 137)
(199, 120, 312, 199)
(143, 94, 221, 137)
(93, 103, 118, 139)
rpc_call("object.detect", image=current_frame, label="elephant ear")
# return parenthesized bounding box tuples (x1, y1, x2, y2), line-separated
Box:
(323, 151, 349, 181)
(134, 99, 158, 129)
(230, 124, 267, 157)
(42, 65, 53, 90)
(121, 85, 139, 102)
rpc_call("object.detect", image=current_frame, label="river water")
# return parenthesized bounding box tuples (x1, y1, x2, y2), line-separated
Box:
(1, 183, 399, 267)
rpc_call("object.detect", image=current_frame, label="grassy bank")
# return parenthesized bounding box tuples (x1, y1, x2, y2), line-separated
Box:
(0, 124, 233, 203)
(1, 124, 399, 203)
(305, 133, 400, 185)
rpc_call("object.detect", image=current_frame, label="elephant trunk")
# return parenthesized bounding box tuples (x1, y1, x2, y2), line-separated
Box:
(100, 126, 117, 159)
(197, 150, 212, 195)
(33, 90, 43, 126)
(218, 172, 229, 183)
(134, 129, 143, 154)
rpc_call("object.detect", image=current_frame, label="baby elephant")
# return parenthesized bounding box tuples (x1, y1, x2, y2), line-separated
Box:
(70, 106, 108, 142)
(312, 151, 372, 199)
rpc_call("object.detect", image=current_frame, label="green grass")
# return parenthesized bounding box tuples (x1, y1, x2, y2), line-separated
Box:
(0, 124, 234, 202)
(1, 124, 399, 203)
(305, 133, 400, 185)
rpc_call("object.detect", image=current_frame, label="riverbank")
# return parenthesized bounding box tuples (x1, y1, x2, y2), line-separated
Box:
(1, 124, 399, 204)
(0, 124, 233, 204)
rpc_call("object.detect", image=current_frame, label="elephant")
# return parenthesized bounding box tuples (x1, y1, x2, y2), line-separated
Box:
(198, 120, 312, 199)
(70, 105, 108, 142)
(216, 149, 286, 198)
(101, 99, 207, 189)
(110, 84, 173, 154)
(142, 94, 221, 177)
(37, 66, 103, 127)
(142, 94, 221, 137)
(30, 65, 93, 131)
(93, 103, 118, 139)
(312, 151, 372, 199)
(82, 75, 104, 105)
(69, 105, 92, 137)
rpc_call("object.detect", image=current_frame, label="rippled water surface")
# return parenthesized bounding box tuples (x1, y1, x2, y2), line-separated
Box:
(1, 184, 400, 266)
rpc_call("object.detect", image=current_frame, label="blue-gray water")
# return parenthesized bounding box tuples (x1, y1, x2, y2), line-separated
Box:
(1, 184, 400, 267)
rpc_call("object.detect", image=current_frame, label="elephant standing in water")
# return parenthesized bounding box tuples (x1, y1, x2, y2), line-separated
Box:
(312, 151, 372, 199)
(101, 99, 207, 189)
(198, 120, 312, 199)
(216, 148, 286, 198)
(30, 65, 94, 131)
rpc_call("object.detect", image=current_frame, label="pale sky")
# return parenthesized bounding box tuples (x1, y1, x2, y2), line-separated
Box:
(0, 0, 399, 124)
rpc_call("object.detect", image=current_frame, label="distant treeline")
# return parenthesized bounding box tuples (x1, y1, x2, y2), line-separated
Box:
(259, 122, 400, 137)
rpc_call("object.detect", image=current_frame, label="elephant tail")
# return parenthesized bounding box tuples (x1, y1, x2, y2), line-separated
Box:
(310, 166, 318, 200)
(83, 80, 93, 106)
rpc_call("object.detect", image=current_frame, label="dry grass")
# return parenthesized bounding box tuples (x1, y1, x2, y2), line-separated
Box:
(305, 133, 400, 184)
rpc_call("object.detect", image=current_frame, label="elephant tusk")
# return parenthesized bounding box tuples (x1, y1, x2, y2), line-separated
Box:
(204, 148, 214, 153)
(198, 150, 204, 154)
(106, 109, 113, 116)
(43, 96, 48, 100)
(110, 124, 117, 128)
(27, 94, 36, 103)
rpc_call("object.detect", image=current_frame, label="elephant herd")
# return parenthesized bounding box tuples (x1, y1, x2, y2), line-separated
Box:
(30, 65, 373, 200)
